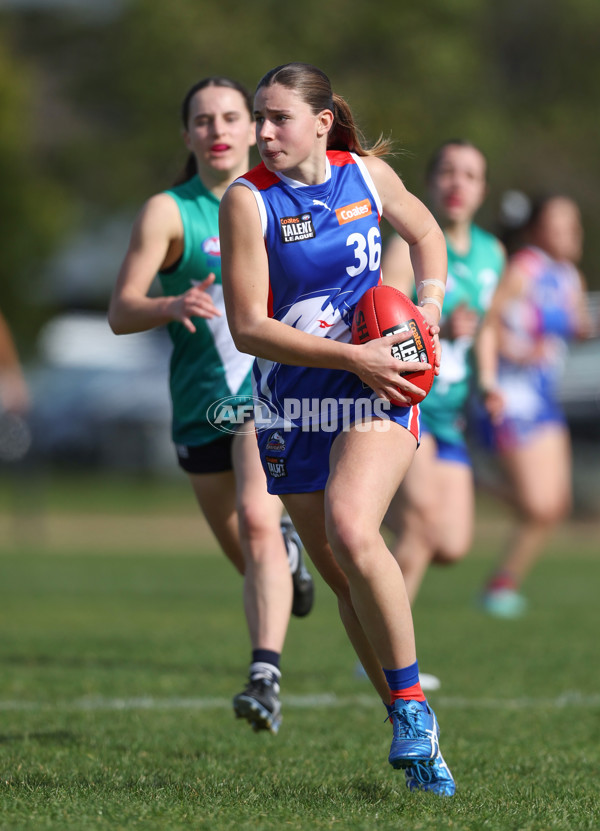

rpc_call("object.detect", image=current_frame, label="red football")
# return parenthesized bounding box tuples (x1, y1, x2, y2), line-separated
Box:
(351, 284, 435, 406)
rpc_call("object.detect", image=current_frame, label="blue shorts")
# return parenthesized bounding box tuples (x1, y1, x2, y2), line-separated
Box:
(256, 401, 421, 495)
(420, 423, 471, 466)
(483, 363, 566, 452)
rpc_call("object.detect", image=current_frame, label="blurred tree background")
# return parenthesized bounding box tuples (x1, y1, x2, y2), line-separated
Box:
(1, 0, 599, 351)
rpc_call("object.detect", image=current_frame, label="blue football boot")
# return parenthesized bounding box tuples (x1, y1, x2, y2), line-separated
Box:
(388, 699, 439, 769)
(405, 748, 456, 797)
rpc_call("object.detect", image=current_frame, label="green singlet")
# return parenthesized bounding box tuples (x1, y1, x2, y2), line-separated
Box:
(158, 175, 253, 448)
(419, 224, 504, 445)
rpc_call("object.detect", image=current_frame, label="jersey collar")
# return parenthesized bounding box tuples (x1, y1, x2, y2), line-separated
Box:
(276, 156, 332, 189)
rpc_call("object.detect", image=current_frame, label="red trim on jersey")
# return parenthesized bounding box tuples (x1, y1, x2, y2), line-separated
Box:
(266, 268, 274, 319)
(240, 163, 280, 190)
(513, 246, 542, 276)
(241, 153, 354, 189)
(407, 404, 420, 442)
(327, 149, 355, 167)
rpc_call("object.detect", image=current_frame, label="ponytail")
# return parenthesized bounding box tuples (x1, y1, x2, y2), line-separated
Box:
(172, 153, 197, 186)
(257, 63, 392, 159)
(328, 93, 392, 157)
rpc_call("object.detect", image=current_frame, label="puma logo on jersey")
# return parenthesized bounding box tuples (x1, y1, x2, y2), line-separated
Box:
(317, 320, 334, 328)
(280, 213, 316, 243)
(312, 199, 331, 211)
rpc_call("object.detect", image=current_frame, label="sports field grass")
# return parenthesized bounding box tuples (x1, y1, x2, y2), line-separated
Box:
(0, 473, 599, 830)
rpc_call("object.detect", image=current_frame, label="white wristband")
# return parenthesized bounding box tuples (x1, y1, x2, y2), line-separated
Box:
(419, 297, 443, 316)
(417, 278, 446, 295)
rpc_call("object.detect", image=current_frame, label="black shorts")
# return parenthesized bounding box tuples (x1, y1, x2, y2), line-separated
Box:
(175, 434, 234, 475)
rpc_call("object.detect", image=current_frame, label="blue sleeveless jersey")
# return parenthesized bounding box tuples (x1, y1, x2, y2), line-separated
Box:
(236, 151, 409, 430)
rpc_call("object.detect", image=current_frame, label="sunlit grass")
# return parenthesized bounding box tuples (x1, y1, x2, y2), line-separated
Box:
(0, 474, 598, 829)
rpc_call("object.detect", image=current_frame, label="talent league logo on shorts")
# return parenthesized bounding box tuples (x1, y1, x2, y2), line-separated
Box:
(265, 455, 287, 478)
(280, 213, 315, 243)
(335, 199, 372, 225)
(265, 431, 286, 451)
(206, 395, 279, 435)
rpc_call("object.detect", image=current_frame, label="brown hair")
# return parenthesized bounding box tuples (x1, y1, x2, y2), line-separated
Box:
(255, 63, 391, 157)
(525, 193, 577, 231)
(425, 139, 488, 183)
(173, 76, 253, 185)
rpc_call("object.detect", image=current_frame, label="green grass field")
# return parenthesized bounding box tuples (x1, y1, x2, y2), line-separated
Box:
(0, 473, 599, 830)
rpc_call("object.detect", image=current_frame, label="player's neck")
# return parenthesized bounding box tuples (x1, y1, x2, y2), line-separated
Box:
(200, 160, 251, 200)
(444, 221, 472, 256)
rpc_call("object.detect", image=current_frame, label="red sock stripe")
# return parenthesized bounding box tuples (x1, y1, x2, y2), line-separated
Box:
(487, 572, 517, 592)
(390, 681, 426, 703)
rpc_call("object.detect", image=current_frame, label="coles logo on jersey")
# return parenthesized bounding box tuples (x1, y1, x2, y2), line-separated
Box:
(202, 236, 221, 257)
(335, 199, 372, 225)
(280, 213, 315, 243)
(266, 455, 287, 478)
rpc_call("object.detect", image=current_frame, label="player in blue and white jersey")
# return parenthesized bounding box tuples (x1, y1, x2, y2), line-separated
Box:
(220, 62, 455, 796)
(476, 194, 591, 617)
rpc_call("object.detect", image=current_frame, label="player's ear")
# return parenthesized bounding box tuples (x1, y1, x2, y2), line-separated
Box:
(317, 109, 334, 138)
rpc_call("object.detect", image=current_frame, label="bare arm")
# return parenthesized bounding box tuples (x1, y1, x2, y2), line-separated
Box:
(573, 269, 593, 339)
(365, 156, 447, 371)
(474, 261, 527, 421)
(365, 156, 447, 321)
(381, 234, 415, 296)
(0, 310, 29, 414)
(219, 182, 430, 403)
(108, 193, 220, 335)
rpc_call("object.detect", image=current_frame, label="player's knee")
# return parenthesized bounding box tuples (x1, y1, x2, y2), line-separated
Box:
(327, 521, 368, 564)
(550, 495, 571, 523)
(325, 509, 373, 574)
(433, 535, 471, 565)
(521, 495, 570, 525)
(237, 499, 277, 547)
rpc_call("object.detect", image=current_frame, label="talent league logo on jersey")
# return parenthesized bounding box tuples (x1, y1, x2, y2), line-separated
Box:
(280, 213, 315, 243)
(202, 236, 221, 257)
(335, 199, 372, 225)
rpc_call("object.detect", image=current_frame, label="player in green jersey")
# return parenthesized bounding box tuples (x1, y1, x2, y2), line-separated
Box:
(381, 140, 504, 685)
(109, 76, 314, 734)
